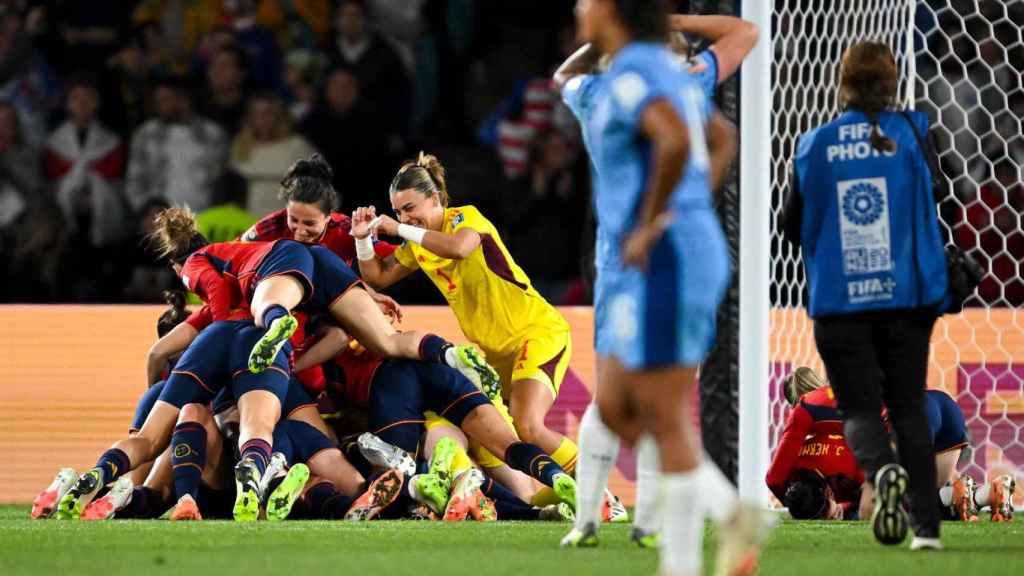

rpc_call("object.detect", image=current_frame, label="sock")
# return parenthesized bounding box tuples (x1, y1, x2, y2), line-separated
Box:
(303, 481, 355, 519)
(574, 402, 621, 528)
(660, 470, 705, 576)
(118, 486, 166, 519)
(450, 445, 474, 477)
(698, 457, 739, 525)
(94, 448, 131, 485)
(530, 487, 562, 507)
(974, 483, 992, 508)
(418, 334, 451, 364)
(240, 438, 273, 476)
(938, 484, 954, 507)
(262, 304, 289, 328)
(171, 422, 207, 501)
(504, 442, 566, 487)
(550, 437, 580, 475)
(481, 478, 541, 520)
(633, 434, 661, 534)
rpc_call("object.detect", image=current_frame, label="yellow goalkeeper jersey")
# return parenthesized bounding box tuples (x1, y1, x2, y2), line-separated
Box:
(393, 205, 568, 357)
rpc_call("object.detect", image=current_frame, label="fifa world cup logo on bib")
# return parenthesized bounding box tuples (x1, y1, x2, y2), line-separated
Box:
(837, 178, 892, 276)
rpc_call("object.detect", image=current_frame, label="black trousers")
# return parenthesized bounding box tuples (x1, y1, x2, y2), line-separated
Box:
(814, 307, 940, 537)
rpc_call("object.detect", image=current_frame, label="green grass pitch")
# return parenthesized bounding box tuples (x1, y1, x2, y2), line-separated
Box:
(1, 505, 1022, 575)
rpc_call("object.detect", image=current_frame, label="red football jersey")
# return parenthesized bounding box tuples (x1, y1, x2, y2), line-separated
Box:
(766, 386, 845, 499)
(242, 209, 396, 265)
(792, 432, 864, 503)
(329, 342, 384, 409)
(180, 240, 280, 320)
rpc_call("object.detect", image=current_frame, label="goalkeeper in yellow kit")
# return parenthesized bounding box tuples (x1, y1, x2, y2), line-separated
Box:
(352, 152, 580, 480)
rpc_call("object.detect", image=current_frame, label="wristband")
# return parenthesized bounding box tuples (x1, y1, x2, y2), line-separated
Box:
(397, 223, 427, 244)
(355, 234, 376, 261)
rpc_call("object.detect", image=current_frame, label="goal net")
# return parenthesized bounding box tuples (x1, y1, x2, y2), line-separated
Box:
(769, 0, 1024, 496)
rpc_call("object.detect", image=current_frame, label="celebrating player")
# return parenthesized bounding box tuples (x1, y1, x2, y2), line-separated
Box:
(352, 152, 582, 476)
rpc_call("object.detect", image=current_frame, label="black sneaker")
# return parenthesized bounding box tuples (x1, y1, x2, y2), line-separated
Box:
(872, 463, 909, 545)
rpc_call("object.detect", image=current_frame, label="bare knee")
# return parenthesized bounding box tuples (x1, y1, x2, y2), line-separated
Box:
(178, 403, 212, 426)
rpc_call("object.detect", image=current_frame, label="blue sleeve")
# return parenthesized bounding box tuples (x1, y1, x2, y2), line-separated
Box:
(693, 50, 719, 101)
(607, 55, 677, 130)
(560, 74, 598, 122)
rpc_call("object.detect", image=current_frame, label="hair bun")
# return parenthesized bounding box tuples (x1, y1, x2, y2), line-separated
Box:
(285, 153, 334, 184)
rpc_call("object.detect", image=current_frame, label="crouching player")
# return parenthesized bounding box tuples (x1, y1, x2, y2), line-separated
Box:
(774, 367, 1015, 522)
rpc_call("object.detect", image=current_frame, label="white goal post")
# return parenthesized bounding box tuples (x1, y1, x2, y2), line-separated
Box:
(740, 0, 1024, 503)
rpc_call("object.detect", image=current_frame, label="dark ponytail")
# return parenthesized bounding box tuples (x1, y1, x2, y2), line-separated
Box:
(839, 41, 898, 152)
(157, 290, 190, 338)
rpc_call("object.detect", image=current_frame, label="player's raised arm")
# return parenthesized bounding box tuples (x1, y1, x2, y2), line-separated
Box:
(669, 13, 758, 84)
(146, 320, 198, 386)
(553, 43, 602, 89)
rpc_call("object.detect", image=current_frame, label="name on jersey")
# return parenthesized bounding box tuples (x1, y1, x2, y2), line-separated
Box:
(798, 441, 845, 458)
(827, 123, 897, 163)
(847, 276, 895, 304)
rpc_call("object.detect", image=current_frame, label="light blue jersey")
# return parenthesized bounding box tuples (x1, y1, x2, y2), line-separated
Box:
(565, 42, 729, 370)
(561, 48, 719, 272)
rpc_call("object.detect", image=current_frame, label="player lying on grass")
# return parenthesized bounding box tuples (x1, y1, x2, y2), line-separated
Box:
(771, 367, 1016, 522)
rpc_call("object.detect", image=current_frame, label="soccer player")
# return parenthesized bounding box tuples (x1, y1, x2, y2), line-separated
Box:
(54, 319, 293, 521)
(554, 7, 758, 548)
(559, 3, 771, 575)
(240, 153, 402, 319)
(155, 205, 498, 385)
(352, 152, 582, 475)
(776, 367, 1016, 523)
(324, 323, 579, 515)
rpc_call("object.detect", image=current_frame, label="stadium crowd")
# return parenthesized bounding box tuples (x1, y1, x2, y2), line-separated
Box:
(0, 0, 592, 305)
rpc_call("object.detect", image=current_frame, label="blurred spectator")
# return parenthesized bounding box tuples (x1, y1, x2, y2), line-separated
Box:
(122, 197, 179, 302)
(190, 25, 238, 80)
(43, 76, 129, 300)
(329, 0, 411, 147)
(0, 6, 58, 148)
(479, 78, 560, 179)
(198, 46, 250, 135)
(231, 92, 316, 215)
(283, 48, 324, 122)
(224, 0, 283, 92)
(500, 129, 587, 302)
(132, 0, 223, 73)
(196, 169, 258, 243)
(300, 65, 390, 211)
(125, 74, 228, 212)
(0, 100, 65, 301)
(255, 0, 331, 51)
(43, 76, 127, 249)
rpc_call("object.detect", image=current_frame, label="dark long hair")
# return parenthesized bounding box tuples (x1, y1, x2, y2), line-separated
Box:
(839, 41, 898, 152)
